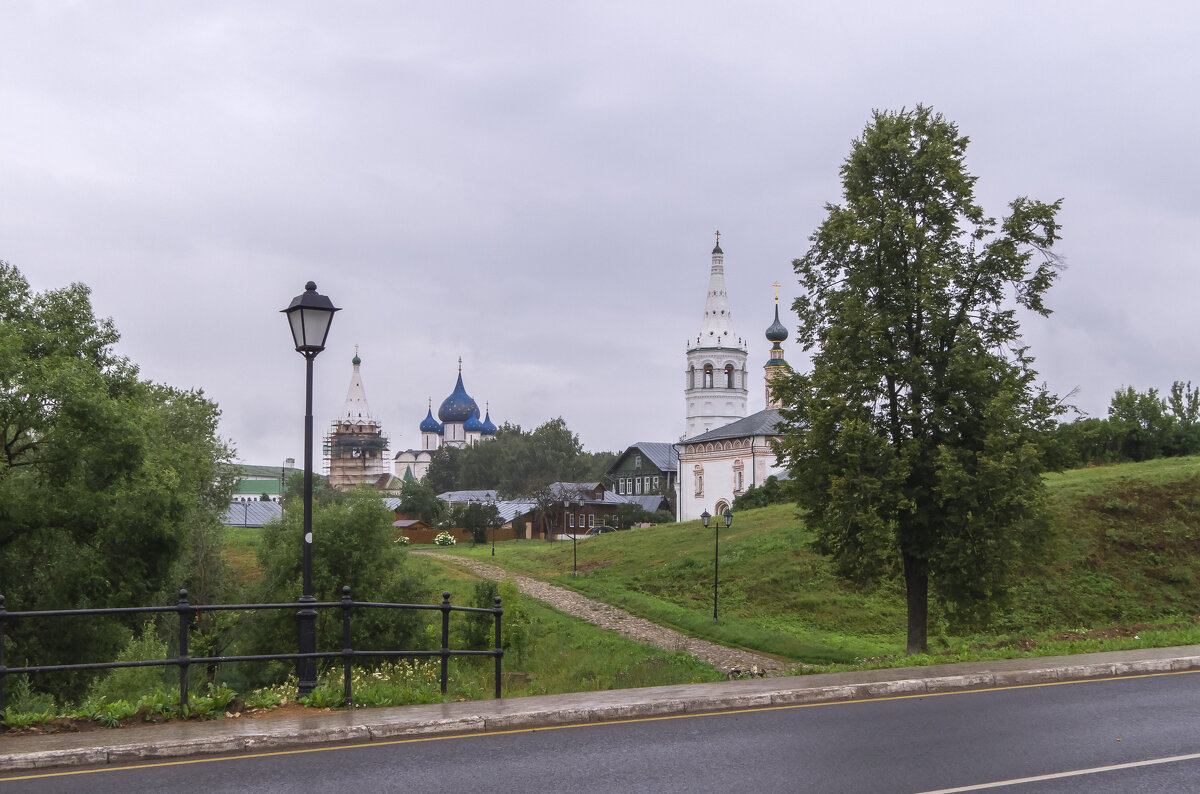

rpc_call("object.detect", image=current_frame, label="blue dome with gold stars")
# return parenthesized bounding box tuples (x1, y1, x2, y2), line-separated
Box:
(420, 406, 443, 434)
(464, 409, 485, 433)
(438, 372, 476, 423)
(481, 410, 498, 436)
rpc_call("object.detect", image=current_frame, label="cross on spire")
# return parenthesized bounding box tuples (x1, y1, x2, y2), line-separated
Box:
(772, 281, 781, 303)
(715, 230, 721, 247)
(458, 356, 462, 372)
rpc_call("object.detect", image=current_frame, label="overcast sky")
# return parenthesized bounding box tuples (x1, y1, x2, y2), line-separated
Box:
(3, 2, 1197, 465)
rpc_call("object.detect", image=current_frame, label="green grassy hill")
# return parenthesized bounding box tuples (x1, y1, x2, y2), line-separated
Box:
(441, 456, 1200, 666)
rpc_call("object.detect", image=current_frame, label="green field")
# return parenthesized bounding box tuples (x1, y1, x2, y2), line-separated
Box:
(434, 456, 1200, 668)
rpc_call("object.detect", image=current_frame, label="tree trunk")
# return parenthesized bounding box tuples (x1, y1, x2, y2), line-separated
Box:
(902, 551, 928, 655)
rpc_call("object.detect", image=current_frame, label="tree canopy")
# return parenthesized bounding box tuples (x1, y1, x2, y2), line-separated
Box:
(1052, 382, 1200, 465)
(0, 260, 233, 690)
(427, 418, 615, 498)
(772, 107, 1064, 654)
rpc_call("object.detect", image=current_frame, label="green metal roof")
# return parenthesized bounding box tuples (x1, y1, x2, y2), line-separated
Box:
(234, 479, 283, 496)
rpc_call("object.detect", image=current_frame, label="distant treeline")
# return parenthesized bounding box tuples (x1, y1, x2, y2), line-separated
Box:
(1052, 381, 1200, 466)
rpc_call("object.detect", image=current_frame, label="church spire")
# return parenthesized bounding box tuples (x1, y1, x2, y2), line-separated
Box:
(340, 347, 375, 421)
(692, 231, 742, 349)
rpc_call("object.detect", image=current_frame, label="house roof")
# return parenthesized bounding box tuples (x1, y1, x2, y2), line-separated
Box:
(682, 408, 783, 444)
(233, 479, 282, 496)
(437, 489, 499, 503)
(607, 442, 679, 474)
(494, 500, 536, 523)
(617, 494, 671, 512)
(233, 463, 295, 479)
(222, 500, 283, 528)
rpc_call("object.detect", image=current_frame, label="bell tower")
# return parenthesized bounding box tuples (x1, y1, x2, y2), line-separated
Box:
(764, 282, 790, 409)
(684, 232, 748, 437)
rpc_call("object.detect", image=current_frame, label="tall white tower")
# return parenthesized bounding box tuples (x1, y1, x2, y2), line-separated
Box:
(685, 232, 748, 437)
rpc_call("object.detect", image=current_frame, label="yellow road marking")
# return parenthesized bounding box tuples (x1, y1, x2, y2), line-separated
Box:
(2, 669, 1196, 782)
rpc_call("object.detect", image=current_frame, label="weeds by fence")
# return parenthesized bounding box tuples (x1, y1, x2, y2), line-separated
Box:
(0, 587, 502, 712)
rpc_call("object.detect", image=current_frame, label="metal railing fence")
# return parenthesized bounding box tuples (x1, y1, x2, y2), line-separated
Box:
(0, 587, 502, 713)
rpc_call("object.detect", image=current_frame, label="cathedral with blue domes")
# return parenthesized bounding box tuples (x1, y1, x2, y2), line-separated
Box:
(323, 353, 498, 489)
(394, 358, 498, 482)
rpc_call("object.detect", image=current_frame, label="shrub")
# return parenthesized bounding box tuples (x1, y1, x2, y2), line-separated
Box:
(87, 623, 172, 704)
(247, 489, 431, 689)
(396, 535, 411, 546)
(434, 531, 457, 547)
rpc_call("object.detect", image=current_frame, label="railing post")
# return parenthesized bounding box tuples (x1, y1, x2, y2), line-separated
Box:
(440, 591, 451, 695)
(0, 594, 7, 712)
(493, 596, 503, 700)
(176, 589, 190, 713)
(341, 586, 353, 707)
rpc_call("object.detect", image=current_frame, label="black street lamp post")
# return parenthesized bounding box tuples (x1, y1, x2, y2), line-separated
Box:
(700, 508, 733, 621)
(282, 281, 339, 698)
(572, 500, 583, 577)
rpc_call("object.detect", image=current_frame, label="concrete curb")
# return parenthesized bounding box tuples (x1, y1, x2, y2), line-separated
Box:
(4, 649, 1199, 773)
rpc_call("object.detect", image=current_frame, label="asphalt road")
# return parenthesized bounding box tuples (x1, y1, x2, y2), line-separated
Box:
(4, 672, 1199, 793)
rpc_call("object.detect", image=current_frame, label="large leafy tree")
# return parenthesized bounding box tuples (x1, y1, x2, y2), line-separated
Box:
(0, 260, 233, 691)
(445, 418, 614, 498)
(772, 107, 1064, 654)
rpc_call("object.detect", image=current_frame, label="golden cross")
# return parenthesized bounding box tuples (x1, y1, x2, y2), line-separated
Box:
(458, 356, 462, 372)
(715, 230, 721, 246)
(772, 281, 781, 303)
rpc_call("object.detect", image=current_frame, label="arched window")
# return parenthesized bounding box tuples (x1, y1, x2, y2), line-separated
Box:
(689, 365, 695, 389)
(693, 465, 704, 496)
(703, 364, 714, 388)
(725, 364, 735, 389)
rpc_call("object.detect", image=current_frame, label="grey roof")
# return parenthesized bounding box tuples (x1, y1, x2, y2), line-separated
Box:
(437, 490, 499, 504)
(222, 500, 283, 528)
(546, 482, 597, 499)
(382, 497, 402, 511)
(618, 494, 671, 512)
(629, 442, 679, 473)
(682, 408, 783, 444)
(494, 500, 536, 523)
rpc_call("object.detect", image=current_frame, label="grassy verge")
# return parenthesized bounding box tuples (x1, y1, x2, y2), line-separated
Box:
(430, 457, 1200, 668)
(2, 554, 723, 732)
(415, 555, 724, 698)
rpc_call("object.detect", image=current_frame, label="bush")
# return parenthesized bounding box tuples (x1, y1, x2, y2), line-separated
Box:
(87, 623, 172, 704)
(434, 531, 457, 547)
(247, 489, 431, 688)
(396, 535, 411, 546)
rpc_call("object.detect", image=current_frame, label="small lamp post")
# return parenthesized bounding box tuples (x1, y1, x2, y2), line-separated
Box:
(700, 508, 733, 621)
(282, 281, 339, 698)
(571, 500, 580, 577)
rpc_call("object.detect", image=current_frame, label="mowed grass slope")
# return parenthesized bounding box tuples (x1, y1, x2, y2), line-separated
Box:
(441, 456, 1200, 665)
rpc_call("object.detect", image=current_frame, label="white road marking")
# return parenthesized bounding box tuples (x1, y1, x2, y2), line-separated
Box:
(916, 751, 1200, 792)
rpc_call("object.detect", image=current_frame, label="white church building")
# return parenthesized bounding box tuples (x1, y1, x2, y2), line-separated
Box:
(676, 235, 791, 521)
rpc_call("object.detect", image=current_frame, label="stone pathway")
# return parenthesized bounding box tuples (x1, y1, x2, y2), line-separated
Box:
(417, 551, 792, 677)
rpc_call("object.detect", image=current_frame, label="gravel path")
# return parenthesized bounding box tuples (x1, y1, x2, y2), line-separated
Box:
(417, 551, 792, 677)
